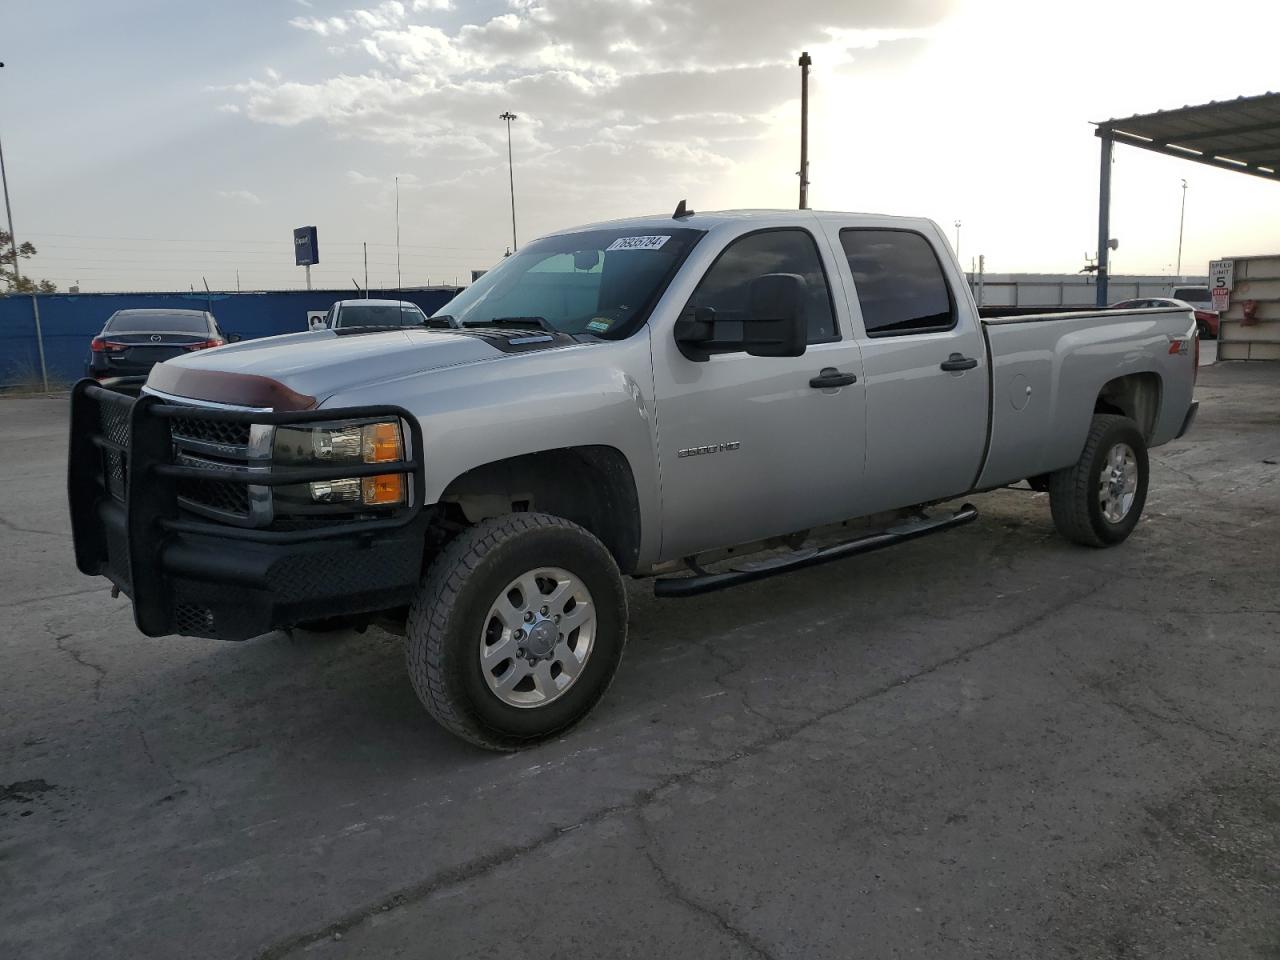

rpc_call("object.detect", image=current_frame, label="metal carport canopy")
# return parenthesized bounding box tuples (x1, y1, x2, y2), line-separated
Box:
(1093, 91, 1280, 305)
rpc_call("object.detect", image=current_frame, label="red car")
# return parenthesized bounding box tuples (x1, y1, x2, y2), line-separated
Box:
(1111, 298, 1219, 339)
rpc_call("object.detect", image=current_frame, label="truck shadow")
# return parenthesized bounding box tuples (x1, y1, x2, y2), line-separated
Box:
(123, 490, 1075, 783)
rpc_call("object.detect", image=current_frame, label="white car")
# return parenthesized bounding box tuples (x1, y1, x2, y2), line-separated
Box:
(1111, 297, 1219, 339)
(319, 298, 431, 331)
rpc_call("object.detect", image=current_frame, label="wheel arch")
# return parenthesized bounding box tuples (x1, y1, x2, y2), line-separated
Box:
(435, 445, 642, 574)
(1094, 371, 1162, 441)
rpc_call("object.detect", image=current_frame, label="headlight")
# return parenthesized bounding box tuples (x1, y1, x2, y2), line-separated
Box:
(273, 419, 407, 510)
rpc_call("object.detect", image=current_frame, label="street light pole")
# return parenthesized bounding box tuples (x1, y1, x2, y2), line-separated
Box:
(1176, 179, 1188, 276)
(499, 111, 518, 252)
(954, 220, 962, 261)
(797, 51, 811, 210)
(0, 62, 21, 292)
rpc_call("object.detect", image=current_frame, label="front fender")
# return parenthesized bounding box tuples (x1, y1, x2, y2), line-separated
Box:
(323, 333, 662, 566)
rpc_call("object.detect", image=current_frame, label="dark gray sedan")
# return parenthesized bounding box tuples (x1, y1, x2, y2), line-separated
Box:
(87, 308, 233, 380)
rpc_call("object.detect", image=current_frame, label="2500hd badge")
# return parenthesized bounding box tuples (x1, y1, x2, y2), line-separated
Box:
(677, 441, 741, 458)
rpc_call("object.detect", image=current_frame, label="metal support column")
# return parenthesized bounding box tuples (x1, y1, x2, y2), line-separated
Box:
(1096, 132, 1113, 307)
(30, 295, 49, 392)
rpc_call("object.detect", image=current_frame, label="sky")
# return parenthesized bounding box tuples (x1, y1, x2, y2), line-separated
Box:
(5, 0, 1280, 292)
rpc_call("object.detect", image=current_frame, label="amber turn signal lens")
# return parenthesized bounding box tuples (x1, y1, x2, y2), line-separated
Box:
(363, 421, 403, 463)
(362, 473, 405, 506)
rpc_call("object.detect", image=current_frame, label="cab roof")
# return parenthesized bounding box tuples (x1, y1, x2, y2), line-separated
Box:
(545, 207, 939, 238)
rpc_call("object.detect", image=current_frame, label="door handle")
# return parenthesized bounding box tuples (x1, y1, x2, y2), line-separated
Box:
(940, 353, 979, 372)
(809, 367, 857, 389)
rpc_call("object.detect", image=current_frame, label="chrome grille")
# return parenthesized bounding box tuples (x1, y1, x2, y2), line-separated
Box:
(170, 416, 251, 449)
(161, 398, 272, 527)
(174, 454, 252, 517)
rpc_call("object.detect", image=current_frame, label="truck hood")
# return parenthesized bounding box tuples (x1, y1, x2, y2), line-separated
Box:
(143, 328, 564, 409)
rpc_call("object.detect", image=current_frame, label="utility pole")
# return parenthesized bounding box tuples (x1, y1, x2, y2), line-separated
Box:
(954, 220, 962, 260)
(1176, 178, 1188, 276)
(0, 62, 22, 293)
(395, 175, 402, 289)
(363, 242, 369, 297)
(499, 111, 518, 251)
(797, 51, 811, 210)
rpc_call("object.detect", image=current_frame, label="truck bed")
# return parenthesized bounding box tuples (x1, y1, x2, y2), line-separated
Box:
(975, 306, 1197, 490)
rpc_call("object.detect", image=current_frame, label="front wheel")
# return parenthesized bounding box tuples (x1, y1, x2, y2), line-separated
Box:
(405, 513, 628, 750)
(1049, 414, 1149, 547)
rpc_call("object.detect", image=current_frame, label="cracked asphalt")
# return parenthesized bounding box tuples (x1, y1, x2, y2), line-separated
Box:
(2, 359, 1278, 960)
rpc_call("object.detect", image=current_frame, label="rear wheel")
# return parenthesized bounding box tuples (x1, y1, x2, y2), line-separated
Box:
(1049, 414, 1149, 547)
(405, 513, 627, 750)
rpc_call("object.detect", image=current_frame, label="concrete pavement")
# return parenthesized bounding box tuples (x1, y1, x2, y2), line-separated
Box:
(1, 361, 1277, 960)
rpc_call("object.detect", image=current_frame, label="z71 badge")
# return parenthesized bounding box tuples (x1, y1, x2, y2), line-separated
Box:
(677, 441, 741, 458)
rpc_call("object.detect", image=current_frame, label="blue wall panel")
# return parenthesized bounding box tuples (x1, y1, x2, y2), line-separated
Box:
(0, 288, 461, 386)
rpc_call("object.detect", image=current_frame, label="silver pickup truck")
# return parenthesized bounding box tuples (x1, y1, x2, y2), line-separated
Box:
(68, 207, 1199, 749)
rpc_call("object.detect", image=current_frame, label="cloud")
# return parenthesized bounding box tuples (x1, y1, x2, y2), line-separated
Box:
(352, 1, 407, 30)
(217, 189, 262, 205)
(227, 0, 952, 217)
(290, 15, 350, 36)
(293, 1, 407, 37)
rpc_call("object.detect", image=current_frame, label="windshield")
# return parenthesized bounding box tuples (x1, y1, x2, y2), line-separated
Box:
(105, 311, 210, 334)
(437, 227, 704, 337)
(334, 303, 425, 328)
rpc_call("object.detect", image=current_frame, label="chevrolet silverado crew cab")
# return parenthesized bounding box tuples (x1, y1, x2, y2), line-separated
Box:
(68, 207, 1200, 750)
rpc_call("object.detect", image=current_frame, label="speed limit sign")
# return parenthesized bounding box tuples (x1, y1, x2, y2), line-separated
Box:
(1209, 259, 1233, 312)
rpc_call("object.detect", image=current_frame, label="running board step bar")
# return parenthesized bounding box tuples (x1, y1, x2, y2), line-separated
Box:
(653, 503, 979, 598)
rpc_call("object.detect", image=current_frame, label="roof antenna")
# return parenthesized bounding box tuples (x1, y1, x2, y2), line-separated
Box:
(672, 199, 694, 219)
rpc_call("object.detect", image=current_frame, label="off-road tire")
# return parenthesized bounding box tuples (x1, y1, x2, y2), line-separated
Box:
(1049, 414, 1149, 547)
(405, 513, 628, 750)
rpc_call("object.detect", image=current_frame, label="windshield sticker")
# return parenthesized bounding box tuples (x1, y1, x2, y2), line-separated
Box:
(606, 235, 670, 252)
(586, 318, 612, 333)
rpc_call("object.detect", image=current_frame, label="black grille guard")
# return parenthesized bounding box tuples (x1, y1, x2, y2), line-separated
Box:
(68, 380, 426, 637)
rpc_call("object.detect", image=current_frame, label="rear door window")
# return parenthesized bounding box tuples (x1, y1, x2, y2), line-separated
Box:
(839, 229, 955, 337)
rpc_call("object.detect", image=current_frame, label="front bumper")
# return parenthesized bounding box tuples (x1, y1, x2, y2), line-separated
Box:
(68, 381, 428, 641)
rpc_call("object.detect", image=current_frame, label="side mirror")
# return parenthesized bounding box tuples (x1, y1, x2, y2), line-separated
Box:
(744, 273, 806, 357)
(673, 305, 716, 361)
